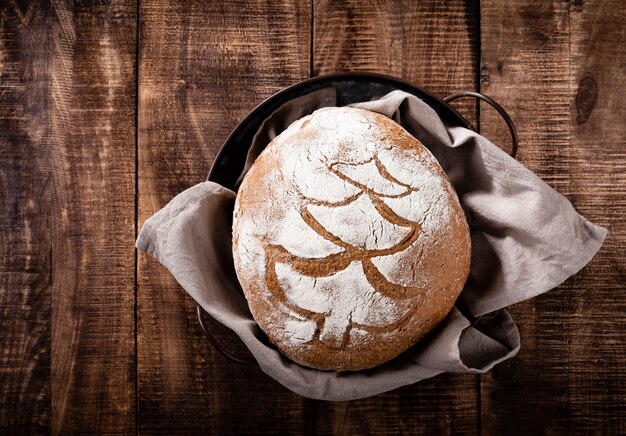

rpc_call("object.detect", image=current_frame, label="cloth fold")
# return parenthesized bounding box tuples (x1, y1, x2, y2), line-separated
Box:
(136, 89, 606, 401)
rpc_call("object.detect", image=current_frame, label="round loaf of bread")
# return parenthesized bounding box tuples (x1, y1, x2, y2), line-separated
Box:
(232, 107, 471, 371)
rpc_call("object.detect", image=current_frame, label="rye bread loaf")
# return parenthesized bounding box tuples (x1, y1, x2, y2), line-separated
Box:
(232, 107, 471, 371)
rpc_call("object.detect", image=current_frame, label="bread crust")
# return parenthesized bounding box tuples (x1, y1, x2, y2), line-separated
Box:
(232, 107, 471, 371)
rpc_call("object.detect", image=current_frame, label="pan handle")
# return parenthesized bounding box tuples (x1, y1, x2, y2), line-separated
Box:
(444, 91, 519, 158)
(196, 305, 255, 364)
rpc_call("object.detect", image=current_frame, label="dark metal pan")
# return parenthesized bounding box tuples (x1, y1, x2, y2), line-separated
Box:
(201, 72, 519, 364)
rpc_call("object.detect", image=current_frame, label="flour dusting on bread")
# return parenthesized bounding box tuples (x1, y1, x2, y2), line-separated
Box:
(232, 107, 470, 371)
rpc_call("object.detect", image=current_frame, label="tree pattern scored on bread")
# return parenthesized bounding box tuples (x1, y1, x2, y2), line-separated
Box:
(266, 153, 428, 350)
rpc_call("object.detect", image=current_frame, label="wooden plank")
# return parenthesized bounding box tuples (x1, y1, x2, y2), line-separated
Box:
(314, 0, 479, 124)
(0, 1, 137, 433)
(313, 1, 479, 433)
(480, 0, 626, 434)
(137, 1, 311, 433)
(46, 0, 138, 433)
(0, 3, 52, 433)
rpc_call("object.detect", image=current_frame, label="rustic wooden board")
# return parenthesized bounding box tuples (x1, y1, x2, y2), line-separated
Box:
(480, 0, 626, 434)
(46, 0, 138, 433)
(1, 0, 138, 434)
(0, 3, 52, 433)
(2, 0, 624, 433)
(137, 0, 312, 433)
(312, 1, 479, 433)
(314, 0, 480, 125)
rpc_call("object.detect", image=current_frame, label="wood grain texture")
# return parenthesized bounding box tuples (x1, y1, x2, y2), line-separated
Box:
(2, 1, 624, 433)
(137, 0, 311, 433)
(312, 375, 478, 436)
(314, 0, 479, 124)
(46, 0, 137, 433)
(480, 0, 626, 434)
(0, 3, 52, 433)
(313, 1, 479, 434)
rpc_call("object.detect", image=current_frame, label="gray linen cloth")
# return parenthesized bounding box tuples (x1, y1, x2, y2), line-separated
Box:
(136, 90, 606, 401)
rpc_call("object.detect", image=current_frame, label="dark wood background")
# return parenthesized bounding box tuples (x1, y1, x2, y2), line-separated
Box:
(1, 0, 624, 434)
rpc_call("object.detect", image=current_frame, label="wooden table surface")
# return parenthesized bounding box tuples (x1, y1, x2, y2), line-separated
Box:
(1, 0, 625, 434)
